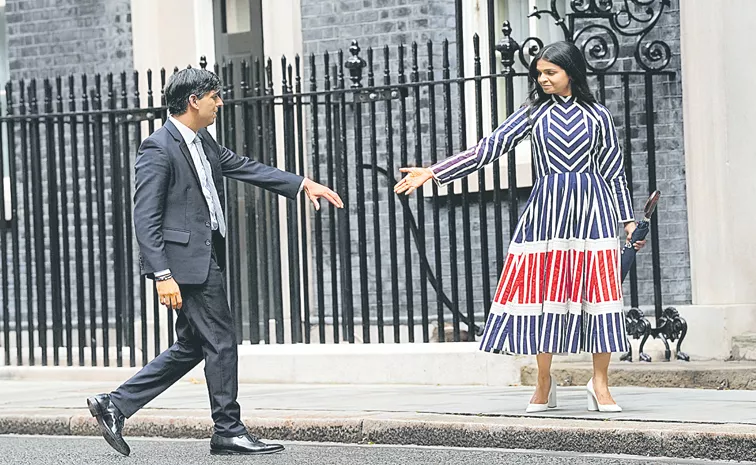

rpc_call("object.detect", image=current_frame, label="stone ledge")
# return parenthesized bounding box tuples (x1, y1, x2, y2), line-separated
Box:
(521, 361, 756, 390)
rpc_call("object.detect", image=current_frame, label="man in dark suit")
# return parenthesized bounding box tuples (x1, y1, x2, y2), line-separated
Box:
(86, 68, 342, 457)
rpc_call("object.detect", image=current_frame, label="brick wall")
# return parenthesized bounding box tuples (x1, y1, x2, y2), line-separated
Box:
(301, 0, 458, 57)
(5, 0, 134, 81)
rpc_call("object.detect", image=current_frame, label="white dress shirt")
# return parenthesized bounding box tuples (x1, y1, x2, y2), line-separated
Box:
(155, 118, 305, 279)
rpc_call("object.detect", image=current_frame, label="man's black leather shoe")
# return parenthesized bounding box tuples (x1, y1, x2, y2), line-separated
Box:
(210, 433, 284, 455)
(87, 394, 130, 456)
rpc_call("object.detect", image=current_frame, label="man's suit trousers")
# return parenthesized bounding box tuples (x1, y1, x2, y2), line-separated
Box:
(109, 253, 245, 437)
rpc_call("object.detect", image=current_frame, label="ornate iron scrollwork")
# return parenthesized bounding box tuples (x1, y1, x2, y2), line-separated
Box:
(658, 306, 690, 361)
(513, 0, 671, 71)
(621, 306, 689, 362)
(620, 308, 652, 362)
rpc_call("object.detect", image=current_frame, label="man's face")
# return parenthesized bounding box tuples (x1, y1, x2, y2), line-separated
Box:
(191, 90, 223, 127)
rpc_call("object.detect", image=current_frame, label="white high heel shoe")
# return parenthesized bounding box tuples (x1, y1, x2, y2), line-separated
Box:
(586, 378, 622, 412)
(525, 376, 557, 413)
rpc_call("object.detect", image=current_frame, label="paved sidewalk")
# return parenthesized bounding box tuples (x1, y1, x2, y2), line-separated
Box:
(1, 380, 755, 462)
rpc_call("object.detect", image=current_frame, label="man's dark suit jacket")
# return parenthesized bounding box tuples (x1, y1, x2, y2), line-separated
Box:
(134, 119, 304, 285)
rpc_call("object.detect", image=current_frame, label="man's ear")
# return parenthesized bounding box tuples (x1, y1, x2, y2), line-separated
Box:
(188, 95, 199, 110)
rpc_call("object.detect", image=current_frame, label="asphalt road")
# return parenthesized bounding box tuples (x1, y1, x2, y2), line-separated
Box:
(0, 435, 750, 465)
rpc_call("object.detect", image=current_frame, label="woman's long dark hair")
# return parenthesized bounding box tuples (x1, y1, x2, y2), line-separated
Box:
(526, 41, 596, 112)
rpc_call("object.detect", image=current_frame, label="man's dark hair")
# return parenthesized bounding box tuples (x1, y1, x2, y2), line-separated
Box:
(165, 68, 222, 116)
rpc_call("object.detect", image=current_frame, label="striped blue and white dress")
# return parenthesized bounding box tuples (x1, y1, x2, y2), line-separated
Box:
(430, 94, 634, 354)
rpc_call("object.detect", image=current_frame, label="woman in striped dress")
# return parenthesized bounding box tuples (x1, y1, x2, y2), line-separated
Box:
(394, 41, 645, 413)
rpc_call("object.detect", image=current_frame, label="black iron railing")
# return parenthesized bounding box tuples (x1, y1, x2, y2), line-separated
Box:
(0, 4, 687, 366)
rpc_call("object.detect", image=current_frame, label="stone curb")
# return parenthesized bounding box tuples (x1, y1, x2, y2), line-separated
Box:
(1, 413, 755, 462)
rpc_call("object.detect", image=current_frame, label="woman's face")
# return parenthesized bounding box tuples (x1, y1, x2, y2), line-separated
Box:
(536, 59, 571, 96)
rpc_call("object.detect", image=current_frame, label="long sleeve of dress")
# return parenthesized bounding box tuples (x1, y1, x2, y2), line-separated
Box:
(594, 105, 635, 223)
(430, 105, 532, 187)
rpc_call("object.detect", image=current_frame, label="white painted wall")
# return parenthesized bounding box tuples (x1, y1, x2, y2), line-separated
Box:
(678, 0, 756, 358)
(680, 0, 756, 307)
(130, 0, 216, 104)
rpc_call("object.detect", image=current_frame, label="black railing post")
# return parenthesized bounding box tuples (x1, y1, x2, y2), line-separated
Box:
(294, 55, 311, 344)
(240, 60, 261, 345)
(324, 56, 340, 344)
(122, 72, 138, 367)
(142, 69, 155, 366)
(6, 82, 24, 365)
(621, 74, 640, 308)
(81, 74, 98, 366)
(55, 76, 73, 367)
(308, 53, 326, 344)
(382, 46, 401, 343)
(281, 57, 302, 344)
(108, 73, 126, 367)
(644, 73, 663, 326)
(43, 79, 64, 366)
(473, 34, 492, 324)
(495, 21, 520, 242)
(335, 50, 354, 343)
(224, 61, 244, 345)
(365, 47, 385, 344)
(264, 59, 286, 344)
(410, 42, 430, 343)
(252, 58, 269, 344)
(29, 80, 48, 365)
(426, 42, 445, 342)
(93, 74, 111, 366)
(0, 85, 8, 367)
(254, 58, 273, 344)
(19, 81, 35, 365)
(397, 44, 416, 342)
(68, 75, 86, 366)
(441, 40, 460, 341)
(345, 40, 369, 343)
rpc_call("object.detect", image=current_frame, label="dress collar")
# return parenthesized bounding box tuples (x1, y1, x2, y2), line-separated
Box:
(551, 94, 576, 105)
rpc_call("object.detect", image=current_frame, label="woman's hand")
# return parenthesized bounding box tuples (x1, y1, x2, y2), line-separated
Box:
(394, 167, 434, 196)
(624, 222, 647, 251)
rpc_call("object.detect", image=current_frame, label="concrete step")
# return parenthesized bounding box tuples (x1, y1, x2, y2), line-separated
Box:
(521, 360, 756, 390)
(0, 342, 523, 386)
(732, 332, 756, 361)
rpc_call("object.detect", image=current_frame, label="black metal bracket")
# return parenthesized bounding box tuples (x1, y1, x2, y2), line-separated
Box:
(621, 306, 689, 362)
(117, 109, 158, 123)
(353, 87, 408, 103)
(620, 307, 652, 362)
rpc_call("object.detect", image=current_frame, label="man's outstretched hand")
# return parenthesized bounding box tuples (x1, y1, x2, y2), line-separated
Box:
(303, 178, 344, 211)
